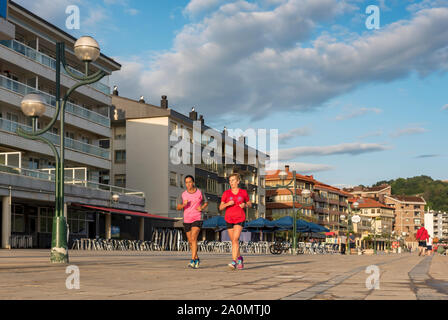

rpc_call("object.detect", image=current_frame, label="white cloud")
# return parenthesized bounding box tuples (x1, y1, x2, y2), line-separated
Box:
(335, 108, 382, 121)
(278, 127, 311, 144)
(441, 104, 448, 110)
(267, 161, 334, 173)
(184, 0, 222, 17)
(390, 127, 428, 137)
(358, 130, 383, 139)
(111, 2, 448, 121)
(278, 143, 390, 161)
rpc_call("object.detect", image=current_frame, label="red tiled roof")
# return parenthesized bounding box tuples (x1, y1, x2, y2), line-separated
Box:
(348, 197, 395, 210)
(265, 170, 315, 183)
(386, 195, 426, 204)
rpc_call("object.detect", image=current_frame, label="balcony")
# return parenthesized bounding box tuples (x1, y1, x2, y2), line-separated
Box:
(0, 39, 110, 95)
(339, 201, 348, 207)
(0, 75, 110, 127)
(0, 118, 110, 159)
(0, 163, 144, 197)
(315, 207, 329, 214)
(313, 195, 328, 203)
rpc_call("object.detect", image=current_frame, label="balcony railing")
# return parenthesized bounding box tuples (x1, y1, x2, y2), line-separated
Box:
(0, 118, 110, 159)
(0, 164, 144, 197)
(315, 207, 330, 214)
(0, 74, 110, 127)
(0, 39, 110, 95)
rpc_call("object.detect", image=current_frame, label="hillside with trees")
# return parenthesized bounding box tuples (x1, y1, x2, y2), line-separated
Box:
(372, 176, 448, 211)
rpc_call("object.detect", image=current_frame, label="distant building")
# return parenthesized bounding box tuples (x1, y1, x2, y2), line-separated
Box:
(344, 184, 391, 203)
(384, 195, 426, 245)
(110, 94, 267, 221)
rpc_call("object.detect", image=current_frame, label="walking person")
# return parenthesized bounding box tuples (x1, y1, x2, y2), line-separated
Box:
(219, 173, 251, 270)
(426, 236, 433, 256)
(416, 225, 429, 256)
(177, 175, 208, 269)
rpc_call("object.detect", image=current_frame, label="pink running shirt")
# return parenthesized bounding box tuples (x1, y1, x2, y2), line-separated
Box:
(180, 188, 207, 223)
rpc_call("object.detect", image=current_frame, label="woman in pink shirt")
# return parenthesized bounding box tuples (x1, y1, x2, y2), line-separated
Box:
(177, 175, 208, 268)
(219, 173, 251, 270)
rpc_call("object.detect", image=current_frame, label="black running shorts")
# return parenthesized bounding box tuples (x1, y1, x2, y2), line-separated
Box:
(184, 220, 203, 233)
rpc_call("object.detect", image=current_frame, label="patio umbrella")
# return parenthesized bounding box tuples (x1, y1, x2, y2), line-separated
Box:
(267, 216, 311, 232)
(306, 221, 330, 233)
(202, 216, 226, 229)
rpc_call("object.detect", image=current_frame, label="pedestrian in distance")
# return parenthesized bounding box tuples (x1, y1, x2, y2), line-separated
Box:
(426, 236, 433, 256)
(416, 225, 429, 256)
(219, 173, 251, 270)
(177, 175, 208, 269)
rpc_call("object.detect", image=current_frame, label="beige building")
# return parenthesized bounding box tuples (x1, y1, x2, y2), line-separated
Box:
(344, 184, 391, 203)
(384, 195, 426, 244)
(350, 197, 395, 238)
(110, 94, 267, 220)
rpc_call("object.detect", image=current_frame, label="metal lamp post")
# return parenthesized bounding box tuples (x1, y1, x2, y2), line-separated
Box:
(268, 170, 311, 253)
(17, 36, 107, 263)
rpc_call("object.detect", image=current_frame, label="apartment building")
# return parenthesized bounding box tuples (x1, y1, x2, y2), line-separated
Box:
(349, 197, 395, 237)
(384, 195, 426, 244)
(0, 1, 155, 249)
(313, 182, 350, 233)
(110, 94, 267, 220)
(265, 165, 350, 233)
(265, 166, 314, 221)
(344, 184, 391, 203)
(426, 210, 448, 241)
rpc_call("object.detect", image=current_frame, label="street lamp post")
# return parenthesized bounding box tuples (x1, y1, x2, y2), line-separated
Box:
(271, 170, 311, 253)
(17, 37, 106, 263)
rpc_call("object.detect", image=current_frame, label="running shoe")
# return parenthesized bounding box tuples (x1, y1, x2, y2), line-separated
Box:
(237, 256, 244, 270)
(194, 258, 200, 269)
(228, 260, 237, 270)
(188, 259, 195, 268)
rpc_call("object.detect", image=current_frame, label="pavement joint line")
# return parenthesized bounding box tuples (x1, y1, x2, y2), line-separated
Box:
(281, 256, 407, 300)
(409, 256, 448, 300)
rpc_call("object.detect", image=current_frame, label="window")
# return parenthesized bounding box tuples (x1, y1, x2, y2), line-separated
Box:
(115, 175, 126, 188)
(28, 158, 39, 170)
(12, 205, 25, 233)
(6, 112, 19, 123)
(39, 207, 54, 233)
(170, 172, 177, 186)
(170, 197, 177, 210)
(68, 212, 87, 235)
(179, 174, 184, 188)
(81, 136, 91, 144)
(115, 150, 126, 163)
(65, 131, 75, 140)
(99, 139, 110, 149)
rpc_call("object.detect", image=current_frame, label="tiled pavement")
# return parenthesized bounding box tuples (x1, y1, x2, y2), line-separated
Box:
(0, 250, 447, 300)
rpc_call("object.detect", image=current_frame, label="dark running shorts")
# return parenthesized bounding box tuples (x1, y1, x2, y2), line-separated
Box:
(427, 245, 432, 250)
(183, 220, 203, 233)
(418, 241, 426, 247)
(226, 222, 245, 229)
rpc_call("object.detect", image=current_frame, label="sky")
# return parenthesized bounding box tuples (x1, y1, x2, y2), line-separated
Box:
(14, 0, 448, 187)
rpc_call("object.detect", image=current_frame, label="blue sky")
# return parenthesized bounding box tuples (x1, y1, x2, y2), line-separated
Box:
(16, 0, 448, 187)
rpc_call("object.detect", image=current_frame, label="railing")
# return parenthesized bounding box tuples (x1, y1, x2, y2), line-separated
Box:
(315, 207, 330, 214)
(0, 118, 110, 159)
(0, 39, 110, 95)
(0, 163, 145, 197)
(0, 74, 110, 127)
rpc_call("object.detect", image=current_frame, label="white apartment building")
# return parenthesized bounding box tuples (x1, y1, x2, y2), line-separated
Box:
(0, 1, 153, 249)
(110, 94, 267, 221)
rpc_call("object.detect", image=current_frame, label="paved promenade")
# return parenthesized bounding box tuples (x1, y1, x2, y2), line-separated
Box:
(0, 250, 447, 300)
